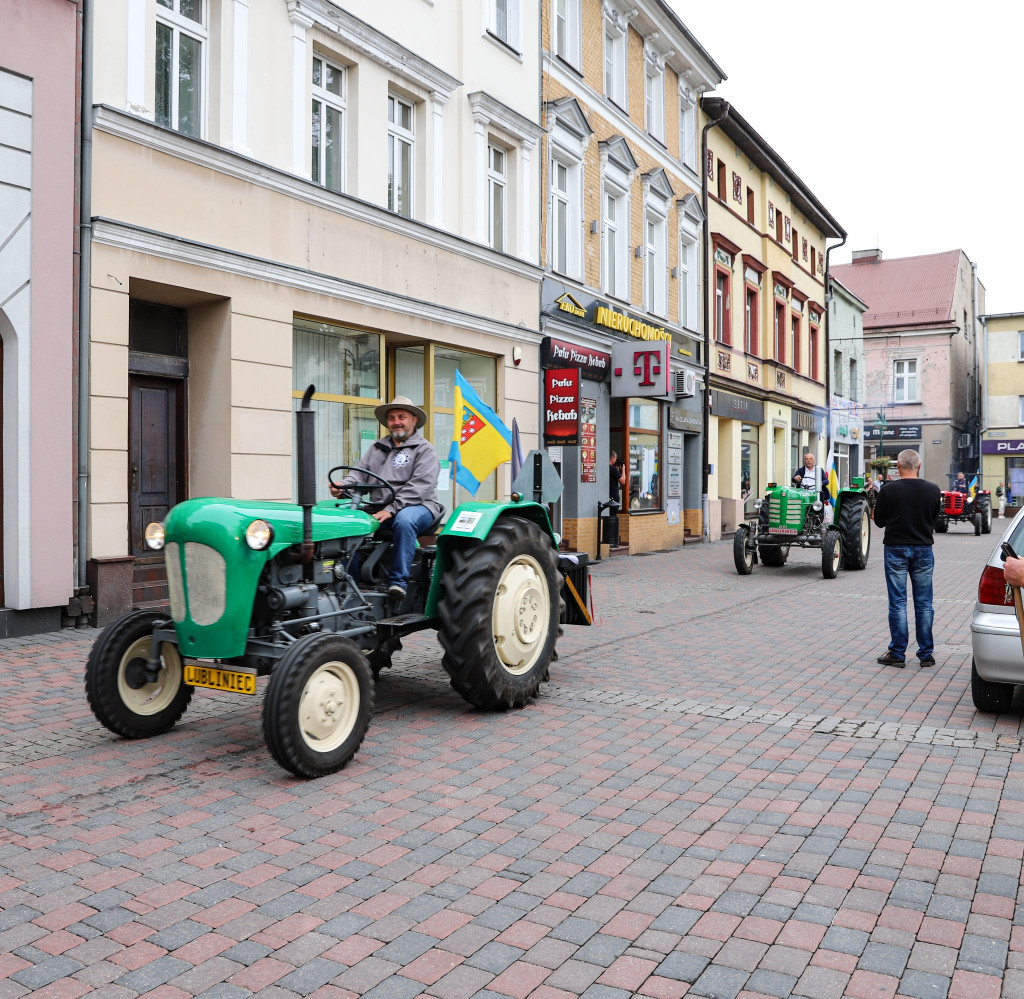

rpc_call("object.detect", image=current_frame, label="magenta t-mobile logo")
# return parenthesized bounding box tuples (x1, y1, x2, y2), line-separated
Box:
(633, 349, 662, 387)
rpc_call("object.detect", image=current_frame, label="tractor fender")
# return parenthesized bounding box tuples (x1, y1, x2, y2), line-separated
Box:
(424, 502, 557, 618)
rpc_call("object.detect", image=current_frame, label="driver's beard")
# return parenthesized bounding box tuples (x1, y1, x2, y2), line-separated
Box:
(390, 429, 408, 443)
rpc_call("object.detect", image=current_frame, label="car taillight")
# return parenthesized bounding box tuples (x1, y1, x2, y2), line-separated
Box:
(978, 565, 1013, 606)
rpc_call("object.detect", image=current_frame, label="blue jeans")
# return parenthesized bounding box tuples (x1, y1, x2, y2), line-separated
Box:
(883, 545, 935, 660)
(387, 505, 435, 589)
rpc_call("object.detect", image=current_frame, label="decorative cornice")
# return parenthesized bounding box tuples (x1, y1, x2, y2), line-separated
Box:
(599, 135, 639, 177)
(642, 166, 674, 201)
(467, 91, 544, 145)
(287, 0, 461, 99)
(92, 218, 543, 344)
(92, 105, 540, 282)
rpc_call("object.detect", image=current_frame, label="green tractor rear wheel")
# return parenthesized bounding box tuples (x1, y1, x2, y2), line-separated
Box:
(438, 518, 562, 710)
(838, 496, 871, 570)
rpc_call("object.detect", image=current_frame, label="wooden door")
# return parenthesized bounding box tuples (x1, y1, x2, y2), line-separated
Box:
(129, 375, 184, 557)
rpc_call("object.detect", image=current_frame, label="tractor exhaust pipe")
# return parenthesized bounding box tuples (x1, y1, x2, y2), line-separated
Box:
(296, 385, 316, 571)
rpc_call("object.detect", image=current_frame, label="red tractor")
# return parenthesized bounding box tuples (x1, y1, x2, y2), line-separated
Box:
(934, 475, 992, 535)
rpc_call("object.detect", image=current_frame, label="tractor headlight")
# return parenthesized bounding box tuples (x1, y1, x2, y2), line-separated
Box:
(812, 501, 823, 512)
(245, 519, 274, 550)
(753, 499, 762, 511)
(144, 522, 165, 550)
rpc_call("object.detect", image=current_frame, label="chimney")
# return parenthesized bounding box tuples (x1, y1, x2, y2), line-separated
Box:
(852, 248, 882, 264)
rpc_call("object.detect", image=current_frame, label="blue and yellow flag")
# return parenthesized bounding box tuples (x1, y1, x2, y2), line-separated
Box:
(969, 473, 978, 498)
(448, 370, 512, 494)
(823, 449, 840, 505)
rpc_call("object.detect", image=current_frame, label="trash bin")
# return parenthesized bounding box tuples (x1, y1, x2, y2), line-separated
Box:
(597, 499, 620, 552)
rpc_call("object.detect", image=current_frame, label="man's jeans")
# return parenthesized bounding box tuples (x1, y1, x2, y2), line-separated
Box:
(387, 505, 435, 589)
(883, 545, 935, 660)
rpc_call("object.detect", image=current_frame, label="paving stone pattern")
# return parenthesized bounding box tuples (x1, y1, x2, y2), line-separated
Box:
(3, 525, 1024, 999)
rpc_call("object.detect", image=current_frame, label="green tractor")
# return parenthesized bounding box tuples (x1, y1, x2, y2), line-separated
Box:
(86, 387, 587, 777)
(734, 477, 872, 578)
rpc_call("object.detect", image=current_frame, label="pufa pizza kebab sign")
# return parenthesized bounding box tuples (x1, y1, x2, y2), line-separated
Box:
(544, 368, 580, 447)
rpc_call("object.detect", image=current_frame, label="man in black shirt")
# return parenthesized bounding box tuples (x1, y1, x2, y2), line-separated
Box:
(872, 449, 942, 667)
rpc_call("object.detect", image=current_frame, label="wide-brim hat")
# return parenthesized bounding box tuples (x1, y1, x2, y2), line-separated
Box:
(375, 395, 427, 429)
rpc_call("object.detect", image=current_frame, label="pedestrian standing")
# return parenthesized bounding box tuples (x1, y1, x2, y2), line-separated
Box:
(872, 449, 942, 668)
(997, 481, 1006, 518)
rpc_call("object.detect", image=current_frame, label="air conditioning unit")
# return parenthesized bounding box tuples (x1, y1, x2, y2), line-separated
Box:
(675, 370, 697, 398)
(958, 433, 971, 448)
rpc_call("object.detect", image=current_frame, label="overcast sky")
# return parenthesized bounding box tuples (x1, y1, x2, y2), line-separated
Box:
(671, 1, 1023, 315)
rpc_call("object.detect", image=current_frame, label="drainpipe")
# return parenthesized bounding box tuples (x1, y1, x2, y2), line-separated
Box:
(824, 232, 846, 469)
(700, 99, 729, 542)
(77, 0, 93, 590)
(971, 261, 980, 474)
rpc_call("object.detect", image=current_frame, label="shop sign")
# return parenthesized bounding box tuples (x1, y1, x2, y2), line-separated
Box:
(864, 423, 923, 441)
(668, 406, 702, 432)
(540, 336, 611, 381)
(831, 418, 863, 444)
(792, 409, 824, 434)
(982, 438, 1024, 454)
(710, 389, 764, 424)
(610, 341, 671, 398)
(580, 397, 597, 482)
(543, 368, 580, 446)
(595, 306, 671, 342)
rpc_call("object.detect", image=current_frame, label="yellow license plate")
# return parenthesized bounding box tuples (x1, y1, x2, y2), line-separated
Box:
(184, 663, 258, 695)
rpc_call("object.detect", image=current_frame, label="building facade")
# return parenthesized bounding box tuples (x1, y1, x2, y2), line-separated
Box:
(702, 99, 845, 539)
(828, 275, 868, 487)
(539, 0, 724, 557)
(0, 0, 80, 635)
(980, 311, 1024, 513)
(833, 249, 984, 486)
(85, 0, 544, 620)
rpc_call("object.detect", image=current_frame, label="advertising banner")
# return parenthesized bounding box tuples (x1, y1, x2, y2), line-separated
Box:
(540, 337, 611, 381)
(610, 341, 671, 399)
(544, 368, 580, 447)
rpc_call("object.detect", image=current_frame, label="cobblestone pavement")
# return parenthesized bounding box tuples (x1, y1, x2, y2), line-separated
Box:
(3, 524, 1023, 999)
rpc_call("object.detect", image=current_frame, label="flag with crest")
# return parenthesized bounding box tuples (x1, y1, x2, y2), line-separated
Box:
(448, 370, 512, 494)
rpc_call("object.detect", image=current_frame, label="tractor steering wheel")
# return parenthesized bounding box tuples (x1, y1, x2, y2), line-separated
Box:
(327, 465, 397, 510)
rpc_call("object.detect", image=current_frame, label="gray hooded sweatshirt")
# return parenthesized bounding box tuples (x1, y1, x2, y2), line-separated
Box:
(339, 431, 441, 518)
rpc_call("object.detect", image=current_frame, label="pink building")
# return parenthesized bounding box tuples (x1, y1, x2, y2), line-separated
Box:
(0, 0, 79, 633)
(832, 249, 984, 484)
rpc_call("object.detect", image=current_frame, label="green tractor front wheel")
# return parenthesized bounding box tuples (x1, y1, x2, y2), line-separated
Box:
(734, 526, 753, 574)
(85, 610, 194, 738)
(822, 528, 841, 579)
(262, 634, 374, 777)
(438, 518, 562, 710)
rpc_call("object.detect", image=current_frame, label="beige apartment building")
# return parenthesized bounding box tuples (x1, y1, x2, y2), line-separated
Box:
(980, 311, 1024, 514)
(85, 0, 543, 618)
(702, 98, 845, 539)
(539, 0, 724, 556)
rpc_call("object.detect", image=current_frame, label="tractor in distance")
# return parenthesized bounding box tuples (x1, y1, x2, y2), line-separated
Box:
(934, 474, 992, 536)
(86, 387, 590, 778)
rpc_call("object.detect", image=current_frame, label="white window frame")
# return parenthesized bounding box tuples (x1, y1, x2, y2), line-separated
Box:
(388, 93, 416, 218)
(550, 153, 581, 278)
(604, 21, 627, 109)
(679, 232, 699, 332)
(154, 0, 207, 138)
(1018, 330, 1024, 360)
(311, 55, 346, 194)
(679, 90, 697, 171)
(1020, 395, 1024, 426)
(487, 142, 507, 252)
(644, 59, 665, 142)
(893, 357, 919, 403)
(602, 183, 629, 300)
(552, 0, 581, 69)
(488, 0, 522, 53)
(644, 208, 667, 318)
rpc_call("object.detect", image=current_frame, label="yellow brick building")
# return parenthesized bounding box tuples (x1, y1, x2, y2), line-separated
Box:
(701, 99, 846, 539)
(539, 0, 724, 556)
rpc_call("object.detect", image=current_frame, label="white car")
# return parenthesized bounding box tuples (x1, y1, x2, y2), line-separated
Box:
(970, 505, 1024, 711)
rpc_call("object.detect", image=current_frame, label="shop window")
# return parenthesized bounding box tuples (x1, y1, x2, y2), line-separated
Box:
(791, 430, 801, 477)
(312, 56, 346, 194)
(744, 286, 758, 356)
(155, 0, 206, 138)
(612, 398, 661, 510)
(394, 344, 498, 506)
(292, 318, 383, 499)
(741, 423, 758, 515)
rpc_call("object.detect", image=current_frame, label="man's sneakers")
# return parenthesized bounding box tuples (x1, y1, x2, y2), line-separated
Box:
(876, 651, 906, 667)
(918, 654, 936, 667)
(387, 583, 406, 601)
